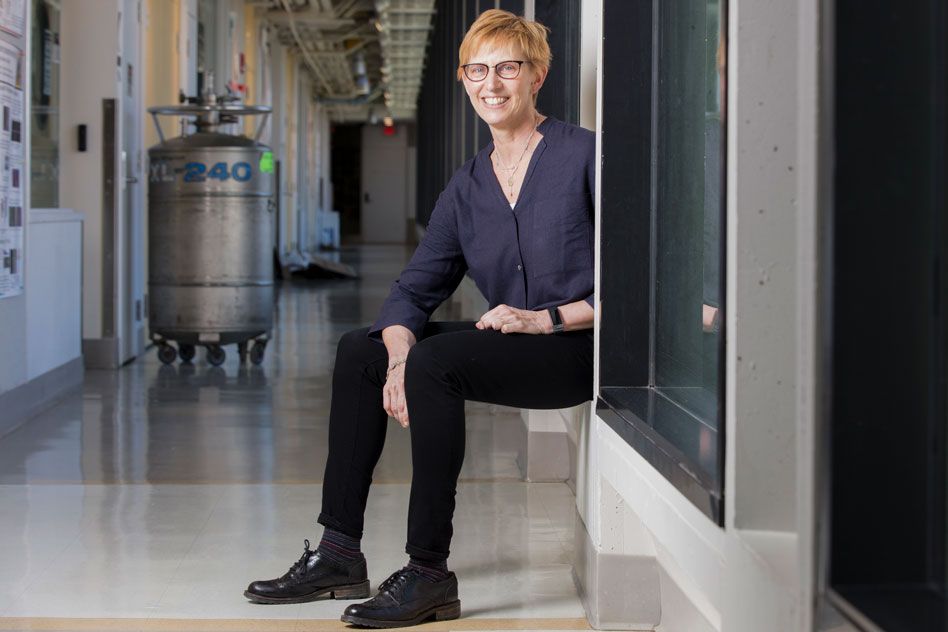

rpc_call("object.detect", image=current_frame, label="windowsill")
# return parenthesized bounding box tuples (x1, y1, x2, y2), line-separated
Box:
(829, 585, 945, 632)
(597, 387, 723, 524)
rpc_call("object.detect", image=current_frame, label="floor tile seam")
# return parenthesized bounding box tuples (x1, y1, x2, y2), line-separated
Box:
(1, 523, 85, 617)
(0, 616, 592, 631)
(536, 503, 567, 556)
(146, 486, 227, 621)
(533, 483, 573, 554)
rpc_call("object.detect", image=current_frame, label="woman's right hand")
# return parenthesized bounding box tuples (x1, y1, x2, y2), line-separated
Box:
(381, 325, 416, 428)
(383, 359, 410, 427)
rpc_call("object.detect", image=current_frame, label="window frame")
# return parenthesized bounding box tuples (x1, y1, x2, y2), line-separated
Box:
(597, 0, 728, 525)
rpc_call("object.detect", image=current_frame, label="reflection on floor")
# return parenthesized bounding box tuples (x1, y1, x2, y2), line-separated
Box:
(0, 246, 587, 631)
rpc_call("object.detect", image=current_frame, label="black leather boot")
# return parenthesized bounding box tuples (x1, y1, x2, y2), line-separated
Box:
(340, 567, 460, 628)
(244, 539, 370, 604)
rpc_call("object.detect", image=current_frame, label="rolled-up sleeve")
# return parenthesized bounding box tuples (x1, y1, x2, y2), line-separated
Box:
(368, 190, 468, 342)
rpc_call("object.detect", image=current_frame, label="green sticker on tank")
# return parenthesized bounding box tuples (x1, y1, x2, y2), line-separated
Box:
(259, 151, 275, 174)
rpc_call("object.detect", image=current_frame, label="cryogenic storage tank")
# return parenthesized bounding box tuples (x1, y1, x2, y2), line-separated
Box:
(147, 91, 274, 367)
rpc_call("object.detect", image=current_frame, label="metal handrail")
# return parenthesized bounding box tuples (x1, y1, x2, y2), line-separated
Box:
(147, 104, 272, 116)
(148, 104, 272, 143)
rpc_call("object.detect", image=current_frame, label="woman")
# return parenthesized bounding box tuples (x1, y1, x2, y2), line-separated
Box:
(245, 9, 595, 628)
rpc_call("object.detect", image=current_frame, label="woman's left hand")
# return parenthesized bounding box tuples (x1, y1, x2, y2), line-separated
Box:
(476, 304, 549, 334)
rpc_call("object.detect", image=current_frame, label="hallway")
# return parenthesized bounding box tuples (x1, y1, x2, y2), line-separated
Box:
(0, 246, 587, 631)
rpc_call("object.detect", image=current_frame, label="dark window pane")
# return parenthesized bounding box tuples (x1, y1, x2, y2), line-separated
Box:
(654, 0, 723, 427)
(535, 0, 581, 125)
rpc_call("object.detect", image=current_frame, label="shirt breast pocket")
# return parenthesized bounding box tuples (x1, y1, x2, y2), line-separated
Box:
(531, 193, 592, 279)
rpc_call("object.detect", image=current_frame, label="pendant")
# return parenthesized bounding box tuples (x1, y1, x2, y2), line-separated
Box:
(507, 176, 514, 187)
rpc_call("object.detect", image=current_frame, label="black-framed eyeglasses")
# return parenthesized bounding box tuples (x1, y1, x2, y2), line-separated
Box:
(461, 60, 527, 82)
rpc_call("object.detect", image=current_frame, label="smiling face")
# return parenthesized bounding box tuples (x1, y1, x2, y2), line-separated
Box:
(462, 43, 547, 132)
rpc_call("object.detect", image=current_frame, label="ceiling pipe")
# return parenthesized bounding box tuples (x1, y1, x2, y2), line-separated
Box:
(336, 0, 364, 18)
(316, 82, 385, 105)
(278, 0, 336, 95)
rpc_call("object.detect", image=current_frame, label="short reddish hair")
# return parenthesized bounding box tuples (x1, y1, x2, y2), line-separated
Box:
(456, 9, 552, 81)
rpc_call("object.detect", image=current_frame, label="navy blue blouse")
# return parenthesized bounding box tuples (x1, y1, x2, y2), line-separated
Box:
(369, 116, 596, 341)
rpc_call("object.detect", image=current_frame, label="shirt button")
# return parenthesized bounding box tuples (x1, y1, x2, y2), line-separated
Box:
(517, 264, 523, 271)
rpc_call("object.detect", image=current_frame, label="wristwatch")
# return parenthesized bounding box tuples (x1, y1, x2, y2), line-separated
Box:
(548, 306, 565, 333)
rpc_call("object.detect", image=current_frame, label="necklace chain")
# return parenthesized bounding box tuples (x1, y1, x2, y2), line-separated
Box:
(494, 114, 540, 200)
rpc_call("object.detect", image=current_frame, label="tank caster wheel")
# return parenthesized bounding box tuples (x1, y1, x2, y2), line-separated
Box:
(178, 344, 196, 363)
(206, 345, 226, 367)
(237, 341, 249, 364)
(249, 341, 266, 365)
(157, 344, 177, 365)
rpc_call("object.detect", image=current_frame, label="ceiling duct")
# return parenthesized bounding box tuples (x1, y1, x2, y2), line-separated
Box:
(264, 0, 433, 122)
(374, 0, 436, 121)
(268, 0, 383, 120)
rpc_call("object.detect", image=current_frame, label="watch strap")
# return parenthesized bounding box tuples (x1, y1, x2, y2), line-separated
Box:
(548, 306, 565, 333)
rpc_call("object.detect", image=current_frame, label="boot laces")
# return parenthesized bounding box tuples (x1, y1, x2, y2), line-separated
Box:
(285, 539, 314, 578)
(378, 567, 415, 596)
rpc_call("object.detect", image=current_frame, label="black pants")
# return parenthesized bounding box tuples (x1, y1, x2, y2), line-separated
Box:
(317, 321, 593, 562)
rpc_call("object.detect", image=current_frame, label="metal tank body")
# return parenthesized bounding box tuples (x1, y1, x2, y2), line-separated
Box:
(148, 132, 274, 353)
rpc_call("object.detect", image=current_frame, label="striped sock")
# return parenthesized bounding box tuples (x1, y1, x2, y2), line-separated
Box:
(317, 528, 363, 564)
(407, 556, 450, 582)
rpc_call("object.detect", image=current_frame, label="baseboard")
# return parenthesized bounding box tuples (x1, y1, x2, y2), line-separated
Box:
(653, 561, 717, 632)
(0, 356, 83, 438)
(566, 431, 578, 494)
(82, 337, 120, 369)
(818, 594, 869, 632)
(572, 509, 662, 630)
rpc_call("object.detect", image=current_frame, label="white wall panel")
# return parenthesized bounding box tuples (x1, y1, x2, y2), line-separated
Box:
(26, 211, 83, 381)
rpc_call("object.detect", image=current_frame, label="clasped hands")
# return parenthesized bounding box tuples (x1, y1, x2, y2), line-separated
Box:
(382, 305, 552, 429)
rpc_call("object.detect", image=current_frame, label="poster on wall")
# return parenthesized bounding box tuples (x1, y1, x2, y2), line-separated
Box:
(0, 0, 25, 38)
(0, 39, 24, 299)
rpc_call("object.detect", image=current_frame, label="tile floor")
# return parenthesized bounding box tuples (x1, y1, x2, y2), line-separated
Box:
(0, 246, 588, 632)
